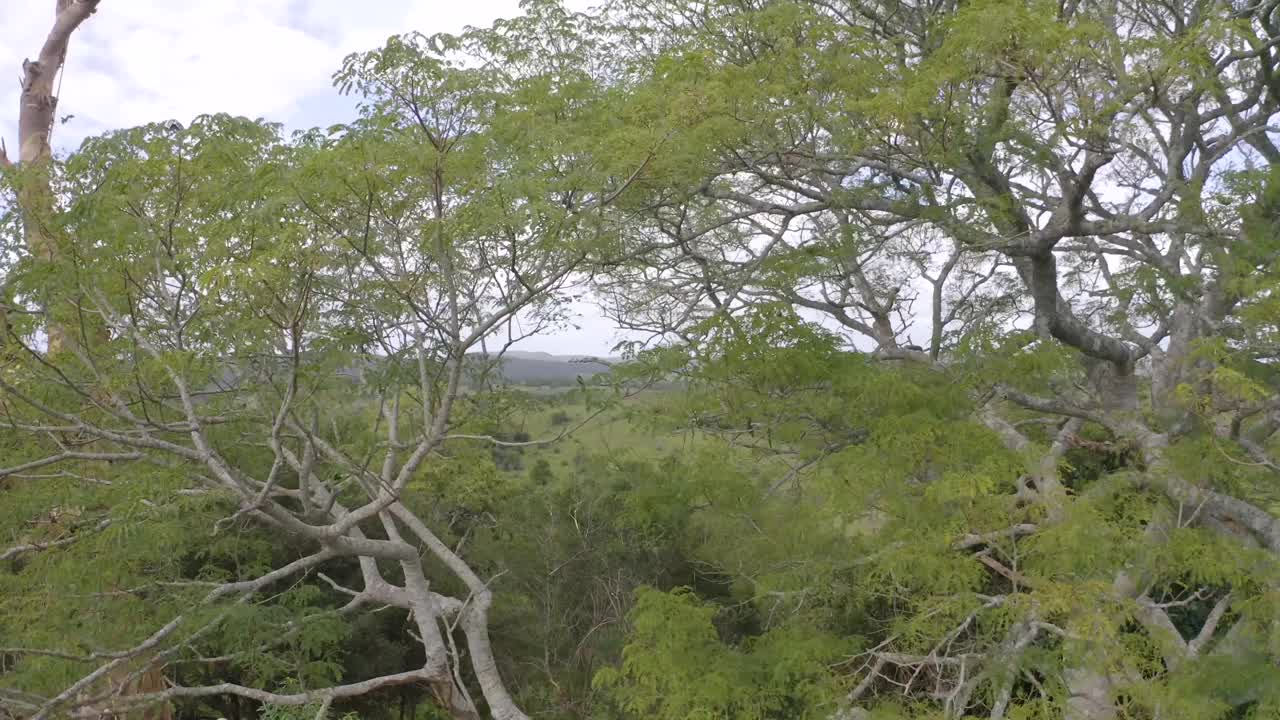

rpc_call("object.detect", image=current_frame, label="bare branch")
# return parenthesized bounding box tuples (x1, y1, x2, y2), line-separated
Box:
(0, 517, 111, 561)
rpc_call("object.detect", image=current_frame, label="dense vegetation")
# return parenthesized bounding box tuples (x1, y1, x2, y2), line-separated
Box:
(3, 0, 1280, 718)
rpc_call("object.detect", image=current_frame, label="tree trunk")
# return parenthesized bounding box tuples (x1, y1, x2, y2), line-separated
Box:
(429, 679, 482, 720)
(1063, 668, 1116, 720)
(73, 665, 174, 720)
(2, 0, 101, 355)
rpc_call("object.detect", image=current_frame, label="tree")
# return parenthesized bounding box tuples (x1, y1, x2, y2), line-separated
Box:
(1, 0, 102, 355)
(0, 4, 660, 719)
(528, 458, 555, 486)
(593, 1, 1280, 718)
(5, 1, 1280, 719)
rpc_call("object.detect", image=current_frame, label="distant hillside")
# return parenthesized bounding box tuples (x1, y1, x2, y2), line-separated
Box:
(199, 351, 619, 397)
(468, 351, 615, 385)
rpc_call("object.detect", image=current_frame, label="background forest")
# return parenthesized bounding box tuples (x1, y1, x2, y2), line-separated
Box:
(3, 0, 1280, 719)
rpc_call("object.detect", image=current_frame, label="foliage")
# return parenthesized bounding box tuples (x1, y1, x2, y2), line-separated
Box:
(4, 0, 1280, 719)
(594, 587, 841, 720)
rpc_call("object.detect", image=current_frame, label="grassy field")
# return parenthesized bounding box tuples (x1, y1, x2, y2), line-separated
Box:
(505, 388, 701, 467)
(492, 385, 802, 490)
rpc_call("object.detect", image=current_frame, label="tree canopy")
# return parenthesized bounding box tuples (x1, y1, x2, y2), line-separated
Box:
(3, 1, 1280, 719)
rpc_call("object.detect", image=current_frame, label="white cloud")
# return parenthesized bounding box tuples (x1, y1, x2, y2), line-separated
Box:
(0, 0, 624, 355)
(0, 0, 544, 153)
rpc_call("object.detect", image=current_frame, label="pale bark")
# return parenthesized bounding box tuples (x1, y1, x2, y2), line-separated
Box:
(1, 0, 101, 354)
(1063, 668, 1117, 720)
(6, 244, 547, 720)
(72, 666, 172, 720)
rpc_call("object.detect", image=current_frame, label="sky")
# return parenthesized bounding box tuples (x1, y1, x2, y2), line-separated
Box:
(0, 0, 629, 357)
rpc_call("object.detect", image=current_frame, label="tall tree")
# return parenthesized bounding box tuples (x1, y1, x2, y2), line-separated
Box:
(598, 1, 1280, 718)
(5, 2, 1280, 719)
(1, 0, 101, 354)
(1, 4, 658, 719)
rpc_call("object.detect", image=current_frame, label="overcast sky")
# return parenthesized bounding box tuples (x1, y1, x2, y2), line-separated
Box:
(0, 0, 631, 357)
